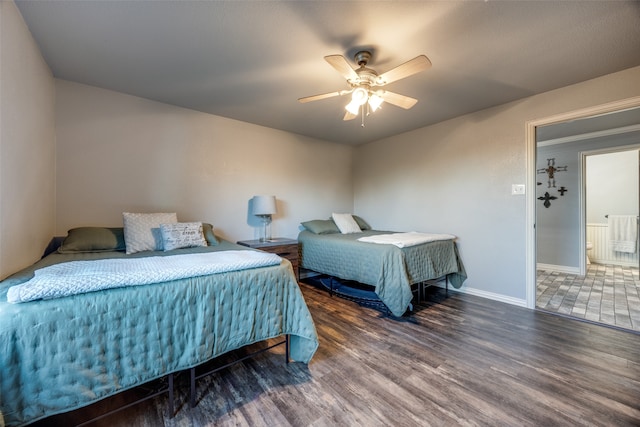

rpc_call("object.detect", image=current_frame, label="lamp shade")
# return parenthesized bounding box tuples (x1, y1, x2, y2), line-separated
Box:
(252, 195, 277, 215)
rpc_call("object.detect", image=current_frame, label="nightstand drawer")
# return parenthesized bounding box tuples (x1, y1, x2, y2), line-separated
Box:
(259, 244, 298, 279)
(236, 239, 299, 282)
(261, 244, 298, 260)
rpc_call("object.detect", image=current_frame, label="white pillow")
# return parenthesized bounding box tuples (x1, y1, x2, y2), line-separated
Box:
(160, 222, 207, 251)
(123, 212, 178, 254)
(332, 213, 362, 234)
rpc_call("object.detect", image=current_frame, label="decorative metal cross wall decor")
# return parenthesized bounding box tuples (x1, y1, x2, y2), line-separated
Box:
(538, 191, 557, 208)
(537, 158, 567, 188)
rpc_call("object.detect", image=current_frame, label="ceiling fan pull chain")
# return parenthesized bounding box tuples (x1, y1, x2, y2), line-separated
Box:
(361, 105, 365, 127)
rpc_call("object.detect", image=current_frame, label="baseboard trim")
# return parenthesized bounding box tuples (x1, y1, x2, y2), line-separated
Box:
(590, 259, 638, 268)
(430, 282, 527, 308)
(536, 263, 580, 275)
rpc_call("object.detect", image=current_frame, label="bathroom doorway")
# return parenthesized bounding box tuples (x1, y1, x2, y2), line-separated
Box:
(534, 107, 640, 332)
(584, 148, 639, 269)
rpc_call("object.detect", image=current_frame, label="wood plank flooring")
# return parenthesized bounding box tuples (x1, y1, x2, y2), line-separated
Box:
(32, 283, 640, 426)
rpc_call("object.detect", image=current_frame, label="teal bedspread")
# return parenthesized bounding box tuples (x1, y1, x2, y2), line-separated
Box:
(0, 241, 318, 427)
(298, 230, 466, 316)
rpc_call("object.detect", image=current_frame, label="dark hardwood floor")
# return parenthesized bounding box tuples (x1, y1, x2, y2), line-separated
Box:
(33, 282, 640, 426)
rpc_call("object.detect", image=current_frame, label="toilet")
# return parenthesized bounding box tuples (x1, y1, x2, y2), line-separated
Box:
(586, 241, 593, 265)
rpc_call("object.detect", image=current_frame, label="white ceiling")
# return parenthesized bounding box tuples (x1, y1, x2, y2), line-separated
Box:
(15, 1, 640, 145)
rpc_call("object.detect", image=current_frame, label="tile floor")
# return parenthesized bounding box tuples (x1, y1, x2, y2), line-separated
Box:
(537, 263, 640, 332)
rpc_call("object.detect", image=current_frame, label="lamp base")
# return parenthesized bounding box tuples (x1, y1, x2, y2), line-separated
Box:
(259, 215, 272, 242)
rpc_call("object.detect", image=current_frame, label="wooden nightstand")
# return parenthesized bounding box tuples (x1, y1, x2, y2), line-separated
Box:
(236, 238, 299, 282)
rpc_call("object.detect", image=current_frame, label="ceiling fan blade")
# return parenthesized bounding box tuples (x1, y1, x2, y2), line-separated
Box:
(298, 91, 343, 103)
(379, 91, 419, 109)
(325, 55, 359, 81)
(376, 55, 432, 85)
(343, 110, 357, 121)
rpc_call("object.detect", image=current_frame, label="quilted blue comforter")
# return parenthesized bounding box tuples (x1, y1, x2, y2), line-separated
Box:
(0, 241, 318, 426)
(298, 230, 466, 316)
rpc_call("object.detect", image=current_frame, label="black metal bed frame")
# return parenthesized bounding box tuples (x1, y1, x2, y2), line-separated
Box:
(305, 271, 449, 316)
(72, 335, 289, 426)
(189, 335, 289, 408)
(76, 373, 175, 427)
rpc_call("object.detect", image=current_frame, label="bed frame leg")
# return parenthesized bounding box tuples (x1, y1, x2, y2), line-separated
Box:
(168, 373, 175, 418)
(190, 367, 196, 408)
(285, 334, 290, 364)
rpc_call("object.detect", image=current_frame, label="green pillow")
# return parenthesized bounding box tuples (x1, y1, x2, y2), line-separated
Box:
(202, 223, 219, 246)
(301, 219, 340, 234)
(58, 227, 126, 253)
(353, 215, 371, 230)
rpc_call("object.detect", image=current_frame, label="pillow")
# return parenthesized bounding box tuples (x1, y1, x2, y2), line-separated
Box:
(58, 227, 126, 253)
(123, 212, 177, 254)
(301, 219, 340, 234)
(332, 213, 362, 234)
(202, 223, 219, 246)
(352, 215, 371, 230)
(160, 222, 207, 251)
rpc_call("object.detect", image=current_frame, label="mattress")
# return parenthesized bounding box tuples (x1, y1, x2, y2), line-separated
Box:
(0, 241, 318, 426)
(298, 230, 466, 316)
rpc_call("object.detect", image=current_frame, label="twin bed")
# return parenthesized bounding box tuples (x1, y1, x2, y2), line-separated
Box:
(0, 224, 318, 427)
(298, 216, 467, 317)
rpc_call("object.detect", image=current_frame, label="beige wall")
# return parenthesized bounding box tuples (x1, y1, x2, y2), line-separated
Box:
(354, 66, 640, 303)
(0, 1, 55, 279)
(55, 79, 354, 242)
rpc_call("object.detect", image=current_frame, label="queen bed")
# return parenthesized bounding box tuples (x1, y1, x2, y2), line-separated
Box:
(298, 215, 466, 317)
(0, 221, 318, 427)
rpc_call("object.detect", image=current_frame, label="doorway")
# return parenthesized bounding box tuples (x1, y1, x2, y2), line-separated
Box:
(525, 97, 640, 332)
(585, 149, 639, 269)
(535, 145, 640, 331)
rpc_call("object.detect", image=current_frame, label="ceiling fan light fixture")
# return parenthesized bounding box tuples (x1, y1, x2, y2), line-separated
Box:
(345, 99, 361, 115)
(351, 87, 368, 105)
(368, 94, 384, 112)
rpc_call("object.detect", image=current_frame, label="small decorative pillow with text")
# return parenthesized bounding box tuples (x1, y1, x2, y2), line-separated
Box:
(123, 212, 178, 254)
(332, 213, 362, 234)
(160, 222, 208, 251)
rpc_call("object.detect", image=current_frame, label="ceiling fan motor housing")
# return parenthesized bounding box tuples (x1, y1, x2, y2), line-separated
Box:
(350, 51, 380, 90)
(354, 50, 372, 66)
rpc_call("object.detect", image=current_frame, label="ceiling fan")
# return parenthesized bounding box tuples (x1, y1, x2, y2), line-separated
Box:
(298, 50, 432, 121)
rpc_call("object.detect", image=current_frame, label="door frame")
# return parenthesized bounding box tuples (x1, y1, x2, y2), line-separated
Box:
(525, 96, 640, 309)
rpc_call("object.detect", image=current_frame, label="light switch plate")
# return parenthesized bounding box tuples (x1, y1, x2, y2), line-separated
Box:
(512, 184, 526, 195)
